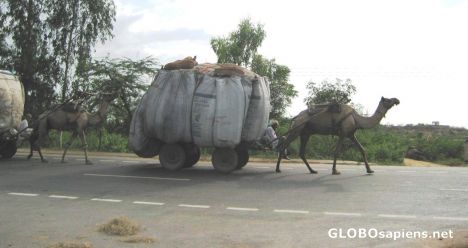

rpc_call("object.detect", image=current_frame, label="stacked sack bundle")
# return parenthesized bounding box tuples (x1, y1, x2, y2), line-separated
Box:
(0, 71, 24, 134)
(129, 58, 270, 158)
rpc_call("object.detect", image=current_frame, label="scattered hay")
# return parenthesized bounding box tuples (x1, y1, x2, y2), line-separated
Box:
(98, 216, 141, 236)
(120, 236, 156, 244)
(47, 241, 94, 248)
(164, 56, 198, 70)
(214, 64, 246, 77)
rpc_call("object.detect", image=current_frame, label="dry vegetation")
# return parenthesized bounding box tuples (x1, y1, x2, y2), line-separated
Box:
(97, 216, 157, 244)
(98, 216, 141, 236)
(120, 236, 156, 244)
(47, 242, 94, 248)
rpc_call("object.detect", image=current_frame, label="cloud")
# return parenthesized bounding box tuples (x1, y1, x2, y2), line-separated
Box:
(138, 28, 210, 43)
(95, 13, 211, 61)
(441, 0, 467, 6)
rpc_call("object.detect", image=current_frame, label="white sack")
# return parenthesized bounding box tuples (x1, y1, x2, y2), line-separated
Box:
(241, 77, 271, 141)
(130, 68, 271, 156)
(129, 96, 162, 157)
(0, 71, 24, 133)
(144, 70, 195, 143)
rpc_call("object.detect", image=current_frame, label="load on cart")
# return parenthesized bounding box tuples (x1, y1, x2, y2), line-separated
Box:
(0, 70, 27, 159)
(129, 60, 271, 173)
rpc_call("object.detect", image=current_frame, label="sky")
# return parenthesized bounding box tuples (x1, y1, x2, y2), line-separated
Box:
(95, 0, 468, 128)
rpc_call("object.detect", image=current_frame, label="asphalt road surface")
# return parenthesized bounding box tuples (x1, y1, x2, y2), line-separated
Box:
(1, 152, 467, 248)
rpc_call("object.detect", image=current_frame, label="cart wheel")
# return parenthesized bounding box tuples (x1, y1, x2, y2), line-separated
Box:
(184, 144, 200, 168)
(236, 148, 249, 169)
(159, 144, 186, 170)
(212, 148, 238, 174)
(1, 141, 17, 159)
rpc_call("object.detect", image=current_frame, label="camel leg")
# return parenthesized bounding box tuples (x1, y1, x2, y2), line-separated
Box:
(275, 132, 300, 173)
(275, 152, 283, 173)
(28, 136, 47, 163)
(275, 136, 291, 173)
(36, 145, 47, 163)
(27, 139, 34, 160)
(27, 132, 37, 160)
(350, 134, 373, 174)
(299, 133, 317, 174)
(332, 136, 344, 175)
(61, 132, 78, 163)
(79, 131, 92, 165)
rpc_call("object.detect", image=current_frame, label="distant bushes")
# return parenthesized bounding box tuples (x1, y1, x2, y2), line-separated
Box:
(34, 125, 466, 165)
(412, 134, 464, 163)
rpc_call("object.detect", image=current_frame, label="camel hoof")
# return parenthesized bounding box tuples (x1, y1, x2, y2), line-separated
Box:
(85, 161, 93, 165)
(367, 169, 374, 174)
(332, 170, 341, 175)
(310, 170, 318, 174)
(27, 155, 32, 160)
(276, 169, 282, 173)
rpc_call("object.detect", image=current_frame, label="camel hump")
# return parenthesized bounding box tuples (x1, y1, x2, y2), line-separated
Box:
(61, 102, 82, 113)
(308, 102, 344, 115)
(164, 56, 198, 70)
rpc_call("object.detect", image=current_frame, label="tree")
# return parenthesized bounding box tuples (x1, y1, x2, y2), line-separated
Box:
(77, 57, 159, 134)
(210, 18, 296, 119)
(0, 0, 116, 116)
(0, 5, 9, 60)
(46, 0, 116, 100)
(0, 0, 59, 116)
(304, 78, 357, 107)
(251, 55, 297, 119)
(211, 18, 266, 68)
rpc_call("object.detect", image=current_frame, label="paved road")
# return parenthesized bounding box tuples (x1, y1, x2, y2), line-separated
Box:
(0, 153, 467, 247)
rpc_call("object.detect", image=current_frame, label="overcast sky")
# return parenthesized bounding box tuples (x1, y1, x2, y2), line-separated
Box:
(95, 0, 468, 127)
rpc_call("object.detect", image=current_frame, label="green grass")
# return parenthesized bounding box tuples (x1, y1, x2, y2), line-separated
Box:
(33, 125, 467, 165)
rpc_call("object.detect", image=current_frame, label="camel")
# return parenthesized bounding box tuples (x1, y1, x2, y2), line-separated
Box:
(28, 93, 117, 164)
(275, 97, 400, 175)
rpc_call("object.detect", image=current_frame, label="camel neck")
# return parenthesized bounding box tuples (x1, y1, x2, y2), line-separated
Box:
(354, 102, 388, 129)
(89, 100, 110, 127)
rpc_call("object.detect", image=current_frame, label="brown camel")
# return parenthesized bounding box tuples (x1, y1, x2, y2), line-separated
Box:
(275, 97, 400, 175)
(28, 93, 117, 164)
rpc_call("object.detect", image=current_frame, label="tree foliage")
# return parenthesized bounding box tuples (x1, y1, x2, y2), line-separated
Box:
(0, 0, 59, 116)
(251, 55, 297, 119)
(211, 18, 266, 68)
(210, 18, 297, 119)
(305, 78, 357, 107)
(0, 0, 116, 116)
(46, 0, 116, 100)
(78, 57, 159, 134)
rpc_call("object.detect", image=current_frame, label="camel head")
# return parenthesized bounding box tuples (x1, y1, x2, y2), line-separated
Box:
(380, 97, 400, 110)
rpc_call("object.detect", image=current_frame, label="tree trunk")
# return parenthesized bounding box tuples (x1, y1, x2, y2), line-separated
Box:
(61, 0, 80, 101)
